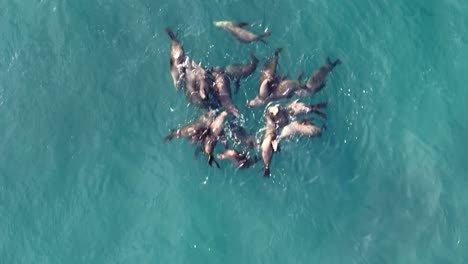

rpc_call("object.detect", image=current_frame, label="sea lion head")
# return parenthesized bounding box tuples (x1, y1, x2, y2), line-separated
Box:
(213, 21, 230, 28)
(268, 105, 280, 116)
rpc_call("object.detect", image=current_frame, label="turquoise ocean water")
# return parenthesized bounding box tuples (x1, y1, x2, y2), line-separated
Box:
(1, 0, 468, 263)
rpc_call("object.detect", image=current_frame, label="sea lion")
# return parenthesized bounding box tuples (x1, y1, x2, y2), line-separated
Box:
(266, 72, 305, 102)
(217, 149, 259, 169)
(184, 57, 208, 108)
(204, 111, 229, 167)
(296, 57, 341, 96)
(214, 21, 271, 43)
(220, 52, 259, 93)
(261, 114, 277, 177)
(211, 70, 241, 118)
(228, 122, 258, 149)
(284, 100, 328, 119)
(164, 109, 217, 142)
(165, 27, 186, 90)
(246, 78, 272, 107)
(246, 48, 283, 107)
(260, 48, 282, 85)
(271, 118, 322, 152)
(192, 60, 214, 101)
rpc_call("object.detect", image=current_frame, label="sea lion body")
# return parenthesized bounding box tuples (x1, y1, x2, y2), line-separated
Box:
(164, 110, 217, 142)
(204, 111, 229, 167)
(212, 71, 240, 118)
(284, 100, 328, 119)
(278, 120, 322, 139)
(267, 79, 302, 102)
(165, 27, 186, 90)
(184, 58, 208, 108)
(214, 21, 271, 43)
(224, 53, 259, 80)
(217, 149, 258, 169)
(304, 57, 341, 95)
(271, 119, 322, 151)
(246, 48, 282, 107)
(260, 48, 282, 85)
(192, 61, 214, 101)
(261, 115, 277, 177)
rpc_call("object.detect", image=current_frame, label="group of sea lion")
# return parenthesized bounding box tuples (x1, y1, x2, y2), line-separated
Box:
(164, 21, 341, 177)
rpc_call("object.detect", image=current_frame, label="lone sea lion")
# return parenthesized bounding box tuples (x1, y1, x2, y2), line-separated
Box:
(214, 21, 271, 43)
(165, 27, 186, 90)
(296, 57, 341, 97)
(217, 149, 258, 169)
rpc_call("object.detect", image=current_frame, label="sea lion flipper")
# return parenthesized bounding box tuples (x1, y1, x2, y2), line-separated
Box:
(165, 27, 178, 41)
(208, 156, 221, 169)
(235, 22, 251, 28)
(234, 79, 240, 94)
(297, 71, 304, 82)
(271, 139, 280, 152)
(299, 117, 315, 125)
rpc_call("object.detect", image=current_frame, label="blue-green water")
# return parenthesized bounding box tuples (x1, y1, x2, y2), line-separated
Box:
(1, 0, 468, 263)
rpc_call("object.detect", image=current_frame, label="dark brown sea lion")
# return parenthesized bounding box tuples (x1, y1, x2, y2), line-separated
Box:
(204, 111, 229, 167)
(217, 149, 259, 169)
(227, 122, 258, 149)
(261, 114, 277, 177)
(296, 57, 341, 97)
(164, 109, 217, 142)
(214, 21, 271, 43)
(211, 70, 241, 118)
(219, 52, 259, 93)
(271, 118, 322, 151)
(165, 27, 186, 90)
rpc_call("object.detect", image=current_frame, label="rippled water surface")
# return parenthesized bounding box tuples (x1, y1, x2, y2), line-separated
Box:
(1, 0, 468, 263)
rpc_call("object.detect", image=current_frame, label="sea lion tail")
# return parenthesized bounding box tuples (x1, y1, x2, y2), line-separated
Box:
(326, 56, 342, 68)
(165, 27, 178, 41)
(249, 52, 259, 64)
(271, 139, 280, 152)
(333, 59, 342, 67)
(313, 110, 327, 119)
(263, 166, 271, 177)
(208, 155, 221, 168)
(274, 48, 283, 56)
(163, 132, 175, 142)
